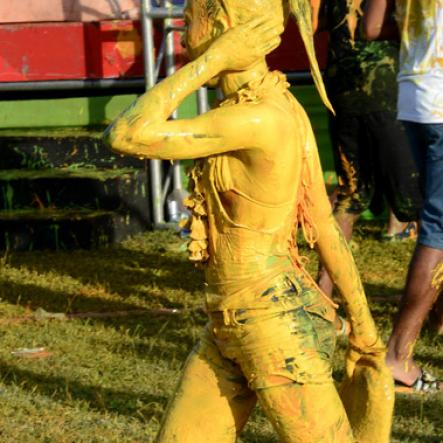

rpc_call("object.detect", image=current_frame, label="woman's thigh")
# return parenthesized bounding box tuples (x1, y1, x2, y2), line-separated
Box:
(156, 337, 256, 443)
(256, 381, 353, 443)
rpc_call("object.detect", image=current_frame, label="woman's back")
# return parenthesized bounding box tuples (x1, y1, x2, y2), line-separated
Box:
(181, 72, 320, 310)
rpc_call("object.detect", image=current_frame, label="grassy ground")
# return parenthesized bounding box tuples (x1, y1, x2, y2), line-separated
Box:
(0, 223, 441, 442)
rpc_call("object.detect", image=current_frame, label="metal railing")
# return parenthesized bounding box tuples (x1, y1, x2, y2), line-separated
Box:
(141, 0, 209, 228)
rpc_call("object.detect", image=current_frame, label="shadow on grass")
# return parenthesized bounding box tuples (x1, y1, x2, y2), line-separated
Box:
(0, 359, 168, 421)
(417, 353, 443, 367)
(392, 433, 441, 443)
(0, 279, 186, 315)
(90, 312, 205, 363)
(364, 282, 404, 300)
(6, 245, 203, 298)
(0, 279, 204, 363)
(392, 394, 443, 441)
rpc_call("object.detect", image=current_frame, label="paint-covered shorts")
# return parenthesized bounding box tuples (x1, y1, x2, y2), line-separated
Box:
(198, 272, 337, 390)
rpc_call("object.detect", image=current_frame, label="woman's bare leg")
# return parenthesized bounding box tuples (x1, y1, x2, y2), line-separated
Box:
(257, 381, 353, 443)
(156, 346, 256, 443)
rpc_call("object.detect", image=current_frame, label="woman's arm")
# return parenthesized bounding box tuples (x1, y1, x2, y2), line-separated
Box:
(110, 102, 287, 160)
(104, 17, 282, 159)
(363, 0, 398, 40)
(303, 125, 380, 349)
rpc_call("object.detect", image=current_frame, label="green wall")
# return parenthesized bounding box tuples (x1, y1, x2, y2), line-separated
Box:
(1, 86, 386, 220)
(0, 93, 197, 129)
(0, 86, 335, 177)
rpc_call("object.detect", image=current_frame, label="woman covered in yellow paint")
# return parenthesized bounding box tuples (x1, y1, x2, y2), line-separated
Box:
(104, 0, 393, 441)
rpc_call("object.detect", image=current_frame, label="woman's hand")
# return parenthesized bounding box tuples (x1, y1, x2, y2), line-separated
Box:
(206, 17, 284, 72)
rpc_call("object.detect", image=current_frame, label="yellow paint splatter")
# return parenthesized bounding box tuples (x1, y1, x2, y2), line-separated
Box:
(334, 0, 363, 44)
(116, 28, 142, 59)
(431, 262, 443, 291)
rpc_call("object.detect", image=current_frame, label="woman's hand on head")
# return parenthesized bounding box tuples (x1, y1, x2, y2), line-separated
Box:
(207, 17, 284, 72)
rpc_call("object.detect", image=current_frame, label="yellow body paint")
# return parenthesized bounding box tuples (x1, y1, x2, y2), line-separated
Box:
(104, 1, 394, 441)
(431, 262, 443, 292)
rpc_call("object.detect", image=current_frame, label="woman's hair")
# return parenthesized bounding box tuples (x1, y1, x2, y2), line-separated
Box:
(204, 0, 332, 112)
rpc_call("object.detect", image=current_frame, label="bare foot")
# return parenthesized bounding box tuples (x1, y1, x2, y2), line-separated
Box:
(385, 354, 422, 387)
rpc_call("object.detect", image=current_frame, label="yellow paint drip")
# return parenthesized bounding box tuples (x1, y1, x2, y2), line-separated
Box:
(334, 0, 363, 43)
(431, 262, 443, 291)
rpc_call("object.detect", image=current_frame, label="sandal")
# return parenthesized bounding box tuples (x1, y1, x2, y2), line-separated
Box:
(382, 222, 417, 242)
(395, 369, 442, 394)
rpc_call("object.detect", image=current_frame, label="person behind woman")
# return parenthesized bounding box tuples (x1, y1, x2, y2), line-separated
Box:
(313, 0, 422, 299)
(365, 0, 443, 393)
(105, 0, 393, 440)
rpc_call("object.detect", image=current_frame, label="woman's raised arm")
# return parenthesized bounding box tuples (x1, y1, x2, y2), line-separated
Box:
(103, 17, 282, 160)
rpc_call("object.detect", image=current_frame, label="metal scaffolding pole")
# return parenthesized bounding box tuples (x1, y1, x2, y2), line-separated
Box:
(162, 0, 182, 192)
(141, 0, 164, 226)
(140, 1, 209, 228)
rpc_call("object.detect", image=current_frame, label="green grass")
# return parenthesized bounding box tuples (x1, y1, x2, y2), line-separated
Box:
(0, 224, 441, 442)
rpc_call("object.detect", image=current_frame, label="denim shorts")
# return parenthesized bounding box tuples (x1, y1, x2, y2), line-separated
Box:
(402, 121, 443, 250)
(197, 272, 336, 390)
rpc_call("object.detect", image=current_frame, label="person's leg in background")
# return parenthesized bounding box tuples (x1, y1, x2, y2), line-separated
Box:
(386, 121, 443, 390)
(318, 112, 373, 299)
(370, 111, 422, 240)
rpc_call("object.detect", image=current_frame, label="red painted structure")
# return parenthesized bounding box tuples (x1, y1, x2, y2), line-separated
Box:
(0, 19, 328, 83)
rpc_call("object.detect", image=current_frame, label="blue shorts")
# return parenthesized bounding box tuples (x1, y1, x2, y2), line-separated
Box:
(402, 121, 443, 250)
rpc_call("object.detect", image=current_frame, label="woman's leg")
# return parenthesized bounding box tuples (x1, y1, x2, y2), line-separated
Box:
(257, 381, 353, 443)
(156, 340, 257, 443)
(227, 277, 352, 442)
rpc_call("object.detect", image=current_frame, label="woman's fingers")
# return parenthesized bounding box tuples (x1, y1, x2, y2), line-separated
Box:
(208, 16, 284, 70)
(241, 19, 283, 55)
(241, 16, 283, 36)
(263, 36, 281, 52)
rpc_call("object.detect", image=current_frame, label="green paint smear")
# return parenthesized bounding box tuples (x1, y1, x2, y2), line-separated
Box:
(2, 183, 14, 210)
(0, 168, 143, 182)
(0, 208, 114, 221)
(0, 126, 106, 138)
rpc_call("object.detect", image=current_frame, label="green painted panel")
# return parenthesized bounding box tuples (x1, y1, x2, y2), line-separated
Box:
(0, 86, 334, 175)
(0, 85, 381, 219)
(0, 92, 204, 129)
(0, 95, 134, 128)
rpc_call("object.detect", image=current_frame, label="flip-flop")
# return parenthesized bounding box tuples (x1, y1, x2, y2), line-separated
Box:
(382, 222, 418, 243)
(395, 369, 442, 394)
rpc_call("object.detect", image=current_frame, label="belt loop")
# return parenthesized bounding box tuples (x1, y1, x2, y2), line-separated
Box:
(231, 310, 242, 326)
(222, 309, 230, 326)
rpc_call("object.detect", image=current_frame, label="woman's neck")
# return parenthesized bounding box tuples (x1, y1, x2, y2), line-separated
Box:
(219, 60, 269, 97)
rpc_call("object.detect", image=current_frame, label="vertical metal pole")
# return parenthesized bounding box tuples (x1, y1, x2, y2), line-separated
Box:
(163, 0, 182, 192)
(197, 87, 209, 114)
(141, 0, 165, 225)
